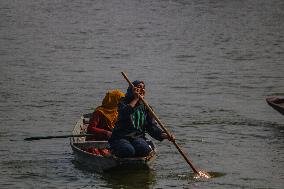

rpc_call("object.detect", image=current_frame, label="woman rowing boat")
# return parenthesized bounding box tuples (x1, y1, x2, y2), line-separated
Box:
(109, 80, 175, 158)
(70, 84, 163, 171)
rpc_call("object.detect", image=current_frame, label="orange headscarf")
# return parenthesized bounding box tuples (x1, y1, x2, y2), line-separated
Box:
(95, 89, 125, 129)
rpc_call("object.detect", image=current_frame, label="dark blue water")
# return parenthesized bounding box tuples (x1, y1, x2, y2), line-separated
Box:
(1, 0, 283, 188)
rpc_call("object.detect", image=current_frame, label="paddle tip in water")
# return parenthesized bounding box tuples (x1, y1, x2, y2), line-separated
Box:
(193, 170, 211, 179)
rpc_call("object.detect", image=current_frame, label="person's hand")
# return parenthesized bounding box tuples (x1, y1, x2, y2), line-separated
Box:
(129, 83, 145, 107)
(132, 86, 141, 99)
(132, 82, 145, 99)
(105, 131, 112, 139)
(138, 87, 145, 98)
(161, 132, 175, 142)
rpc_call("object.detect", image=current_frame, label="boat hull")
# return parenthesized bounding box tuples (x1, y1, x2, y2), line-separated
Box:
(266, 96, 284, 116)
(70, 115, 157, 172)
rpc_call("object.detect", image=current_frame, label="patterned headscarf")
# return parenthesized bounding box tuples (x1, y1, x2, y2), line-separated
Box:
(95, 89, 125, 129)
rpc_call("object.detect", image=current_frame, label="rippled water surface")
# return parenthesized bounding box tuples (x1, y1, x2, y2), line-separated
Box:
(1, 0, 283, 188)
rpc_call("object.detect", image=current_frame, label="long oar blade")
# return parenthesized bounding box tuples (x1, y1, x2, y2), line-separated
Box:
(24, 134, 94, 141)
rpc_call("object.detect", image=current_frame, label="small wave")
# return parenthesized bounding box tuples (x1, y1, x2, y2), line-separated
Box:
(170, 86, 190, 89)
(175, 55, 196, 59)
(23, 100, 65, 108)
(191, 117, 284, 128)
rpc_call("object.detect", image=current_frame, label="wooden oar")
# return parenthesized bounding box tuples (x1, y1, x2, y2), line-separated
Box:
(121, 72, 211, 178)
(24, 134, 94, 141)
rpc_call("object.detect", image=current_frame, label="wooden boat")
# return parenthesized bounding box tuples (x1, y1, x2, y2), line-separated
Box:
(266, 96, 284, 116)
(70, 113, 157, 172)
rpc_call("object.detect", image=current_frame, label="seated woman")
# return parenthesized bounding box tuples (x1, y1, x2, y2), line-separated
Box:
(86, 89, 125, 141)
(108, 80, 174, 158)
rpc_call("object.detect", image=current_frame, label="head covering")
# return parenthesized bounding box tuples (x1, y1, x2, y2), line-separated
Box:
(95, 89, 125, 129)
(125, 80, 145, 100)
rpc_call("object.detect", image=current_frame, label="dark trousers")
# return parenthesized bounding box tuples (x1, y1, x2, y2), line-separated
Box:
(110, 138, 152, 158)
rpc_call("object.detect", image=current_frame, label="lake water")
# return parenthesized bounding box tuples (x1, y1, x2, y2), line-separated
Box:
(0, 0, 283, 188)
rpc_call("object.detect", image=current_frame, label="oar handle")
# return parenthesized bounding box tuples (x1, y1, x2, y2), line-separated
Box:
(121, 72, 199, 174)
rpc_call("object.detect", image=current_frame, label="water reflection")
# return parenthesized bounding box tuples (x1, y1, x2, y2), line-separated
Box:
(103, 169, 156, 189)
(72, 160, 156, 189)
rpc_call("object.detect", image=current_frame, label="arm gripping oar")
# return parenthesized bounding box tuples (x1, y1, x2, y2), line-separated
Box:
(121, 72, 210, 178)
